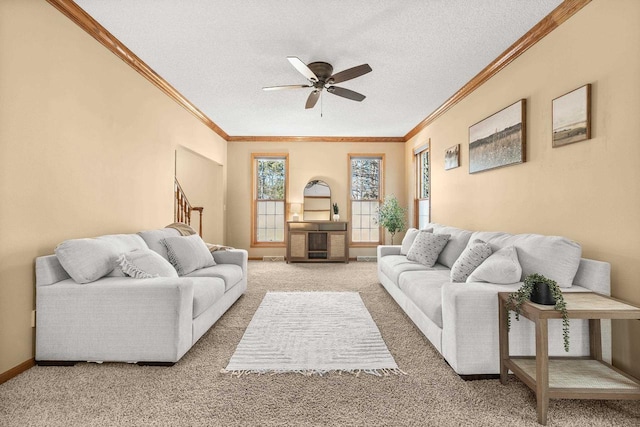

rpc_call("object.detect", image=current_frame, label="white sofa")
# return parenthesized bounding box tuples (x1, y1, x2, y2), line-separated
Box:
(35, 227, 247, 365)
(377, 223, 611, 378)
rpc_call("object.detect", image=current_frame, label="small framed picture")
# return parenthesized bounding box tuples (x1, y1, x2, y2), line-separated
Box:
(552, 84, 591, 147)
(444, 144, 460, 170)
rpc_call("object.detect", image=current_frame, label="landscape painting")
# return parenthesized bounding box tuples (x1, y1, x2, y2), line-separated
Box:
(552, 84, 591, 147)
(444, 144, 460, 170)
(469, 99, 526, 174)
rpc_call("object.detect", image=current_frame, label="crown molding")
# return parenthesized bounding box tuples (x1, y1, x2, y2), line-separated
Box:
(227, 136, 405, 143)
(404, 0, 591, 142)
(46, 0, 229, 140)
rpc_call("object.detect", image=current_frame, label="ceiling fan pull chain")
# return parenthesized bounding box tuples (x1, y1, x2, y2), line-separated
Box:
(321, 92, 323, 118)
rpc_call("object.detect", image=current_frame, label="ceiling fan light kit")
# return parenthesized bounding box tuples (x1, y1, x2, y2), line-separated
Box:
(263, 56, 372, 109)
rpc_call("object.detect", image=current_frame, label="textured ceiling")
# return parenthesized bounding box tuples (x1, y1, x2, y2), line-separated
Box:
(74, 0, 563, 138)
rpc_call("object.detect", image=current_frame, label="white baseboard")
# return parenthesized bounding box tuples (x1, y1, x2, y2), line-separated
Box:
(262, 256, 285, 262)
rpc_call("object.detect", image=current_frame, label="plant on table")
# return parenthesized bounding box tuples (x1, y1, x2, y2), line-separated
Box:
(506, 273, 570, 351)
(332, 203, 339, 215)
(375, 195, 407, 245)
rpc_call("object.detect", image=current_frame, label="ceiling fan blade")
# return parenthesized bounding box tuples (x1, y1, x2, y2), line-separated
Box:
(328, 64, 372, 84)
(305, 90, 321, 109)
(263, 84, 311, 91)
(287, 56, 318, 82)
(326, 86, 366, 102)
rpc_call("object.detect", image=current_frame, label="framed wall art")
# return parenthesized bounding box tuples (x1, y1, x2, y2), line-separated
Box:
(444, 144, 460, 170)
(552, 84, 591, 147)
(469, 99, 526, 174)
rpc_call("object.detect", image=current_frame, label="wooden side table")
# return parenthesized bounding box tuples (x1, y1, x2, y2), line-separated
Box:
(498, 292, 640, 425)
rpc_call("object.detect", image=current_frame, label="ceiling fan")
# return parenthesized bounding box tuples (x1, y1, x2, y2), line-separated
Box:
(263, 56, 372, 109)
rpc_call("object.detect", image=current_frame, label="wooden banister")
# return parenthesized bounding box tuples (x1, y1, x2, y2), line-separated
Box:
(174, 178, 204, 237)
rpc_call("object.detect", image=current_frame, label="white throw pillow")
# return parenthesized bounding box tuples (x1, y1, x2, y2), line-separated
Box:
(466, 245, 522, 284)
(406, 231, 450, 267)
(450, 239, 492, 282)
(400, 228, 425, 255)
(55, 238, 119, 284)
(163, 234, 216, 276)
(118, 249, 178, 279)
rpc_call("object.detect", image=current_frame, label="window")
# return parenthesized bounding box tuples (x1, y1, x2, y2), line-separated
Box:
(252, 154, 288, 246)
(414, 142, 430, 228)
(349, 154, 383, 245)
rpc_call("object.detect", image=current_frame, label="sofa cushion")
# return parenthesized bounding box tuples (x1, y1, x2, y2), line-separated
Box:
(163, 234, 216, 276)
(138, 228, 181, 261)
(467, 245, 522, 284)
(431, 224, 474, 268)
(191, 277, 226, 318)
(55, 238, 120, 284)
(400, 228, 420, 255)
(118, 249, 178, 279)
(184, 264, 243, 292)
(469, 231, 581, 287)
(380, 255, 447, 284)
(450, 239, 492, 282)
(96, 234, 148, 253)
(96, 234, 149, 277)
(398, 269, 451, 328)
(406, 231, 450, 267)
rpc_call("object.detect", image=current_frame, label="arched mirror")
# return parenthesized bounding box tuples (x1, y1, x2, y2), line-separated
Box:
(303, 180, 331, 220)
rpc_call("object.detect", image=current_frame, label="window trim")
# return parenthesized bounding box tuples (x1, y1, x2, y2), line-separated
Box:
(414, 140, 430, 227)
(348, 153, 385, 247)
(251, 153, 289, 248)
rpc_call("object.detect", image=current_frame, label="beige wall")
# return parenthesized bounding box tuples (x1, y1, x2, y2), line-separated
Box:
(175, 146, 225, 244)
(227, 141, 406, 259)
(0, 0, 227, 375)
(406, 0, 640, 377)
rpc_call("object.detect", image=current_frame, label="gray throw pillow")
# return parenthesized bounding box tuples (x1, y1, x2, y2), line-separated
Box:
(118, 249, 178, 279)
(163, 234, 216, 276)
(466, 246, 522, 284)
(450, 239, 492, 282)
(406, 231, 450, 267)
(55, 238, 119, 284)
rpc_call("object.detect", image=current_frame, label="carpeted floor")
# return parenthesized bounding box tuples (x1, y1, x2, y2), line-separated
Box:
(0, 261, 638, 426)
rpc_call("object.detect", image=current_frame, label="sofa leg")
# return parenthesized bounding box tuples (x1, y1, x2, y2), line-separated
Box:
(136, 361, 175, 367)
(35, 360, 79, 366)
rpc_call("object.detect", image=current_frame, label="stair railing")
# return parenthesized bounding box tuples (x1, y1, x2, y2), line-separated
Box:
(174, 178, 204, 237)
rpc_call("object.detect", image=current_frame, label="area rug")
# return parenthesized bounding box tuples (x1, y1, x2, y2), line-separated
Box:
(223, 291, 403, 376)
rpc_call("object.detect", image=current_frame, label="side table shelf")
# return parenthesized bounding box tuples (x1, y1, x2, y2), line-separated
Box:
(498, 292, 640, 425)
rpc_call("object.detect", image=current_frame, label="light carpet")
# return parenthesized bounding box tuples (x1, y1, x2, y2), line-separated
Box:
(0, 261, 638, 426)
(224, 291, 402, 376)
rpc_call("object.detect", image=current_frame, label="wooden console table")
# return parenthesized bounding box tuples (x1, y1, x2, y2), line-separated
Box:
(286, 221, 349, 263)
(498, 292, 640, 425)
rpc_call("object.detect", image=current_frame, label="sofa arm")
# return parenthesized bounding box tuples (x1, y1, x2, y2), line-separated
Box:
(377, 245, 402, 258)
(212, 249, 248, 275)
(441, 281, 522, 375)
(441, 281, 592, 375)
(36, 277, 194, 363)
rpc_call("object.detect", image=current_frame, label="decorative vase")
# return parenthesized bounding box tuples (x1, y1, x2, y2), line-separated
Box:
(332, 214, 340, 222)
(530, 282, 556, 305)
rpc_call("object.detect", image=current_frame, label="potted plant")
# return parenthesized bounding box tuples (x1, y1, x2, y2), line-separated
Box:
(375, 195, 407, 245)
(332, 203, 340, 221)
(506, 273, 570, 352)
